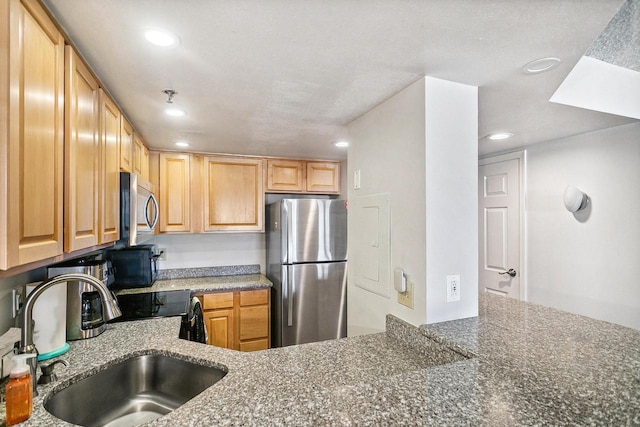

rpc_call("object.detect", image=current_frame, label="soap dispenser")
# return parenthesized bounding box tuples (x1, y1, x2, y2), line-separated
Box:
(5, 353, 36, 426)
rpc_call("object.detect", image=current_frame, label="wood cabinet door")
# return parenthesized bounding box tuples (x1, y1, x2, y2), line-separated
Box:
(203, 309, 235, 349)
(98, 90, 121, 244)
(266, 159, 304, 192)
(203, 157, 264, 232)
(239, 289, 270, 349)
(306, 162, 340, 194)
(141, 146, 149, 181)
(239, 339, 269, 352)
(64, 46, 99, 252)
(119, 117, 134, 172)
(239, 305, 270, 341)
(239, 289, 269, 306)
(159, 153, 191, 232)
(132, 133, 144, 176)
(1, 0, 65, 269)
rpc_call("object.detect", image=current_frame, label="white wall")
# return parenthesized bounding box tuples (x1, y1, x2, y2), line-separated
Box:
(0, 268, 45, 334)
(424, 77, 478, 324)
(347, 77, 478, 335)
(149, 233, 266, 273)
(347, 78, 428, 335)
(526, 122, 640, 330)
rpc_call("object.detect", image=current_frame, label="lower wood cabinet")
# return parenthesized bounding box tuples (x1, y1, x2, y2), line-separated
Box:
(197, 288, 270, 352)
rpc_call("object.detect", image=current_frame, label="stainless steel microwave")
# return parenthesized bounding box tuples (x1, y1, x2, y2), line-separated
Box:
(119, 172, 159, 246)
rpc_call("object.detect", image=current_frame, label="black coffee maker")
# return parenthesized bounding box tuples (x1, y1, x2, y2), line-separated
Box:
(47, 257, 115, 340)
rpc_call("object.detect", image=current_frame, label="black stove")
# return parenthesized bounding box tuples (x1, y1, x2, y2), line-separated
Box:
(110, 289, 207, 344)
(112, 290, 191, 321)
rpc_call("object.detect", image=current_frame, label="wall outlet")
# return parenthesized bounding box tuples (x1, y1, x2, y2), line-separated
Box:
(447, 275, 461, 302)
(159, 248, 167, 261)
(397, 280, 414, 309)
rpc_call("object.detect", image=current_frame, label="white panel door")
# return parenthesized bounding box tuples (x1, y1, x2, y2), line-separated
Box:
(478, 158, 521, 299)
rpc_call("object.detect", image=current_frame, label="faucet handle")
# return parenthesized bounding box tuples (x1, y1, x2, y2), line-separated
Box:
(38, 359, 69, 384)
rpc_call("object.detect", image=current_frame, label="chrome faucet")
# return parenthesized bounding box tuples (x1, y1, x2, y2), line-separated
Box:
(18, 273, 122, 396)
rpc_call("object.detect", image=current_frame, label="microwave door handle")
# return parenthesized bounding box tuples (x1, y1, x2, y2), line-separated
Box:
(146, 193, 159, 230)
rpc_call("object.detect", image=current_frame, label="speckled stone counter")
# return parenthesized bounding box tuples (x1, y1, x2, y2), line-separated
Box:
(1, 315, 466, 426)
(115, 273, 272, 296)
(3, 292, 640, 426)
(421, 293, 640, 425)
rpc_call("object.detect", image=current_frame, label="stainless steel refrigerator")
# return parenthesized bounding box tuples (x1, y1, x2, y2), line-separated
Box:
(266, 199, 347, 347)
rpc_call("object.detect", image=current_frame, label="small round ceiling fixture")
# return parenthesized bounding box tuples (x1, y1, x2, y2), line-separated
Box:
(165, 108, 186, 117)
(144, 28, 180, 47)
(522, 57, 561, 75)
(487, 132, 513, 141)
(333, 141, 349, 148)
(175, 141, 190, 148)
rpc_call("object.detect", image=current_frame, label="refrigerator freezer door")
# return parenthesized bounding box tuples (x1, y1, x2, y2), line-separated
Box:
(281, 261, 347, 347)
(284, 199, 347, 264)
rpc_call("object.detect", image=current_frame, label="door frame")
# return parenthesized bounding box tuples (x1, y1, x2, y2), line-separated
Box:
(478, 150, 527, 301)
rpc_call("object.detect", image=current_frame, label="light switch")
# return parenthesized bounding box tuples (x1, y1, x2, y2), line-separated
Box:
(353, 169, 361, 190)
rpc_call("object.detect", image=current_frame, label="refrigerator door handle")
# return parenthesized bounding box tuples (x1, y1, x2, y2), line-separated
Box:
(282, 265, 293, 326)
(287, 268, 294, 327)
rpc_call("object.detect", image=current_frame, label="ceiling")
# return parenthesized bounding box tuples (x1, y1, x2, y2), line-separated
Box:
(42, 0, 637, 161)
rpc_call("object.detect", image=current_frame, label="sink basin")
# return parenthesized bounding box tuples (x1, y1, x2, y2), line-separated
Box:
(44, 353, 227, 427)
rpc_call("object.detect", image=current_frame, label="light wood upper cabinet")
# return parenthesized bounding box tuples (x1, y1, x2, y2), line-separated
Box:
(306, 161, 340, 194)
(266, 159, 305, 192)
(266, 159, 341, 194)
(132, 133, 149, 180)
(159, 152, 191, 232)
(119, 117, 134, 172)
(0, 0, 65, 270)
(98, 90, 121, 244)
(141, 146, 149, 181)
(203, 156, 264, 232)
(64, 46, 99, 252)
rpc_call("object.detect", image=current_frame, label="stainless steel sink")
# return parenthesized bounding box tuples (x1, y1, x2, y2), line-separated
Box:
(44, 353, 227, 427)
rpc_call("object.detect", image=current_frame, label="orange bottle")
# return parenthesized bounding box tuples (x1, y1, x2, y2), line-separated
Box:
(5, 354, 35, 426)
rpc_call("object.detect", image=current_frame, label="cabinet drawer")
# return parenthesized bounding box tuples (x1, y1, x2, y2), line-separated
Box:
(239, 305, 269, 340)
(239, 338, 269, 352)
(201, 292, 234, 310)
(240, 289, 269, 306)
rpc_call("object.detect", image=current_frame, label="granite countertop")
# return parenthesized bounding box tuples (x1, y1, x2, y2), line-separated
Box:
(115, 265, 272, 296)
(115, 274, 272, 296)
(2, 293, 639, 426)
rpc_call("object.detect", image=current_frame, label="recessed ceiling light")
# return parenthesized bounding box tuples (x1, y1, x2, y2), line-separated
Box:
(333, 141, 349, 148)
(522, 57, 561, 75)
(487, 132, 513, 141)
(165, 108, 186, 117)
(144, 28, 179, 47)
(175, 141, 190, 147)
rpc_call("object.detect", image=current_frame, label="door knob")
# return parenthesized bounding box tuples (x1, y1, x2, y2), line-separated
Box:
(498, 268, 517, 277)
